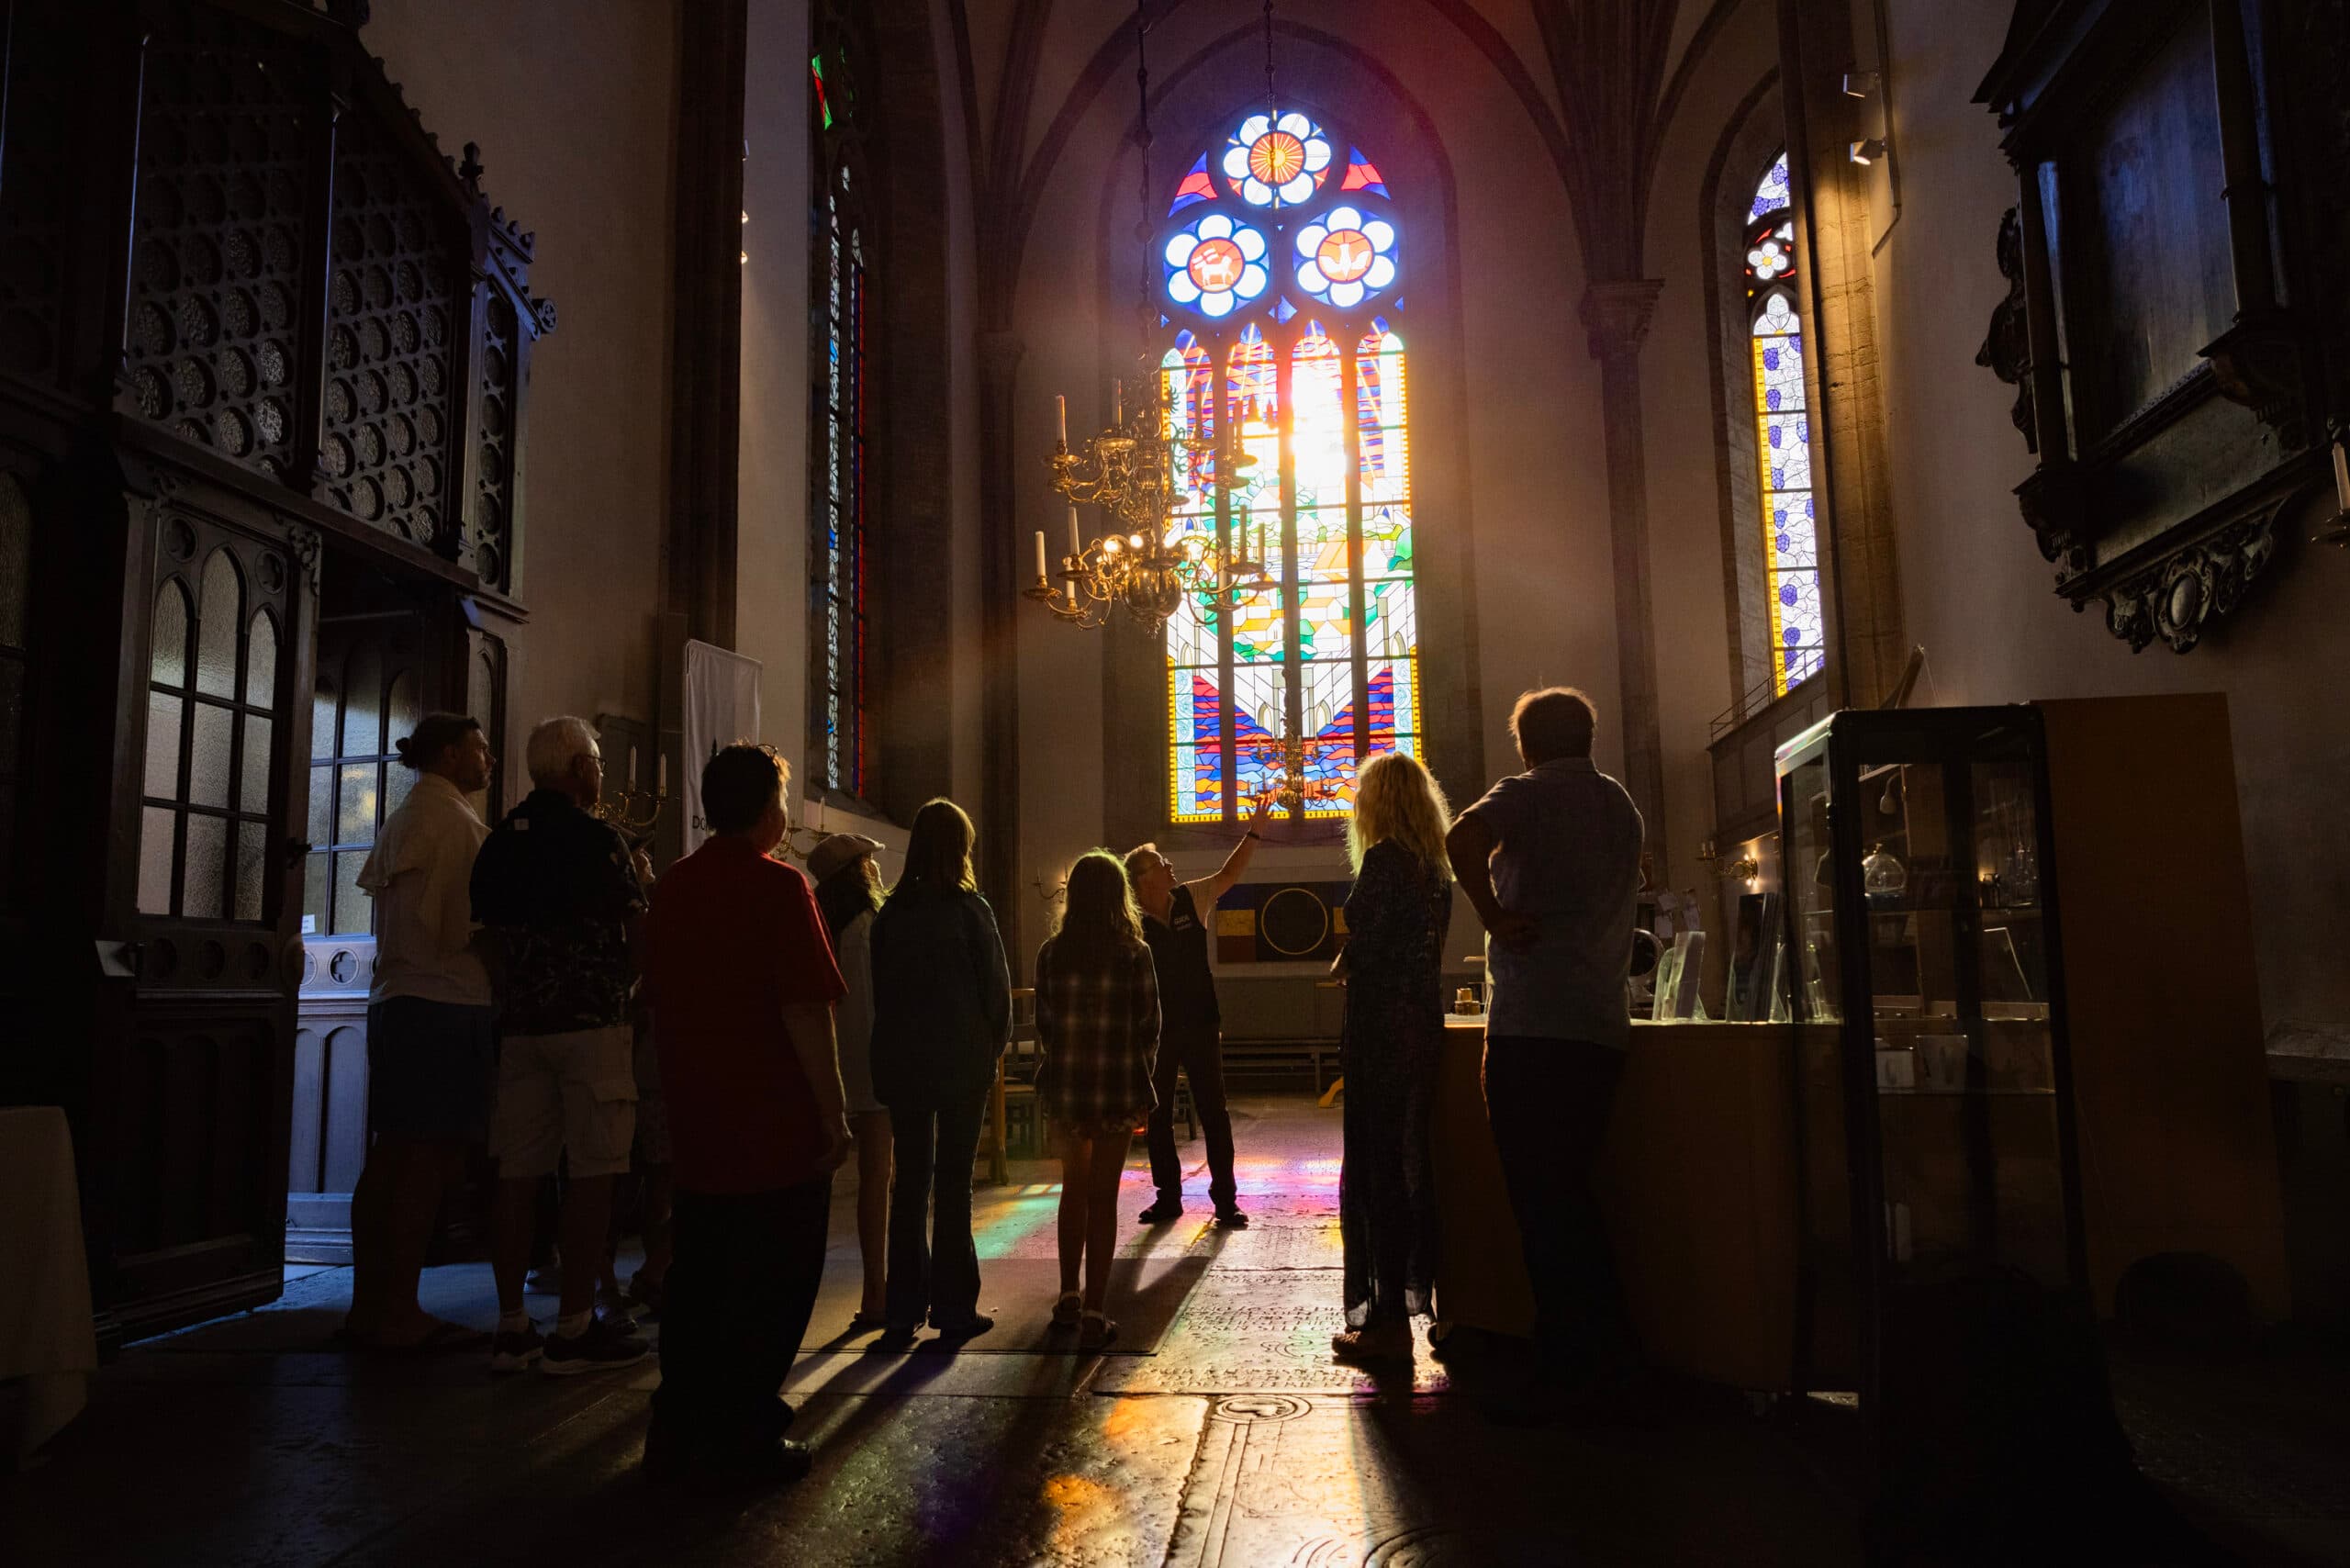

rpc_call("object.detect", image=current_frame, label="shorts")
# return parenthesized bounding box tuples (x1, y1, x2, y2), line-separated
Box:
(366, 998, 498, 1142)
(632, 1018, 672, 1165)
(488, 1024, 637, 1180)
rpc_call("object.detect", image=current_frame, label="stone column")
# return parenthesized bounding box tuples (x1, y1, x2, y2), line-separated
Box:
(975, 329, 1025, 913)
(1580, 277, 1670, 869)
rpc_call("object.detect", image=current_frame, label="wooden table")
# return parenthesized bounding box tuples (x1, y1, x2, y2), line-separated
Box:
(1431, 1017, 1836, 1392)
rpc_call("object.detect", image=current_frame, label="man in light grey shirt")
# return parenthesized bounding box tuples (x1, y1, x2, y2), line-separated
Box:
(1446, 687, 1644, 1398)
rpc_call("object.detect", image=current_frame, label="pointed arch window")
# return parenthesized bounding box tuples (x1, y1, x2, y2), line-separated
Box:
(1160, 111, 1416, 823)
(1744, 153, 1822, 695)
(809, 8, 869, 798)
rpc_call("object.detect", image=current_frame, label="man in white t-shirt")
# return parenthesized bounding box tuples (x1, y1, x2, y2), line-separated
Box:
(345, 713, 497, 1351)
(1446, 687, 1644, 1395)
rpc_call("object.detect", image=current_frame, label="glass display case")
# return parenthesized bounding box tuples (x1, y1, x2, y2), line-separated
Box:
(1775, 706, 2088, 1417)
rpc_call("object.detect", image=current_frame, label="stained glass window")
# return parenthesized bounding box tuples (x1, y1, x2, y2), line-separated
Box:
(1159, 108, 1417, 823)
(1746, 153, 1821, 693)
(809, 13, 868, 796)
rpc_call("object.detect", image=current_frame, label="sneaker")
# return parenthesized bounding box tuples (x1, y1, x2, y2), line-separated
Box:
(488, 1322, 544, 1374)
(596, 1284, 640, 1323)
(1214, 1205, 1250, 1229)
(1136, 1198, 1184, 1226)
(541, 1315, 650, 1375)
(524, 1264, 563, 1295)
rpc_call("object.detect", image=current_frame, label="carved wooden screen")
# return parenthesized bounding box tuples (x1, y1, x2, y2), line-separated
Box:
(471, 287, 524, 592)
(320, 111, 464, 549)
(112, 3, 548, 588)
(124, 8, 314, 480)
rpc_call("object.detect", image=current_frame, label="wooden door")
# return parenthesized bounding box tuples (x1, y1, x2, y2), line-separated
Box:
(284, 575, 452, 1260)
(93, 499, 316, 1334)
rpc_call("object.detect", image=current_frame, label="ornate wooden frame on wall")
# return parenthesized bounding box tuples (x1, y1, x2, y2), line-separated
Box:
(1973, 0, 2341, 654)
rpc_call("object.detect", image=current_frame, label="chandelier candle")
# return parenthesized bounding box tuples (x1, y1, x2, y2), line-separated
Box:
(1035, 532, 1048, 586)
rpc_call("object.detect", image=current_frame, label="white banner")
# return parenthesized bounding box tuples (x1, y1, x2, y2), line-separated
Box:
(680, 639, 763, 854)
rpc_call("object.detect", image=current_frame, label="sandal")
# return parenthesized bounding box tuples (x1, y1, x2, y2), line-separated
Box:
(1050, 1292, 1083, 1330)
(1079, 1311, 1117, 1351)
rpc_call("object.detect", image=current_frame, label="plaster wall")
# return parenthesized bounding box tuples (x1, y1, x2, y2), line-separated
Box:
(1005, 2, 1617, 962)
(1874, 0, 2350, 1042)
(739, 0, 816, 814)
(1638, 0, 1781, 913)
(364, 0, 679, 794)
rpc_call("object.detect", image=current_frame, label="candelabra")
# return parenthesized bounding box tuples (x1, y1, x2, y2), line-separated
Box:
(594, 784, 667, 837)
(1027, 373, 1277, 635)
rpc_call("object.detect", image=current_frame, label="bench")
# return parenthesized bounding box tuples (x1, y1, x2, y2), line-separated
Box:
(1220, 1036, 1338, 1092)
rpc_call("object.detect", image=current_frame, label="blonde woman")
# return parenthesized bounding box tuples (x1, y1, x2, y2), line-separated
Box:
(1331, 751, 1455, 1361)
(1034, 851, 1160, 1350)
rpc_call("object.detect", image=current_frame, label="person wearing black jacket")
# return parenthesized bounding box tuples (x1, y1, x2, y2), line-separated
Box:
(867, 798, 1012, 1347)
(1124, 792, 1271, 1228)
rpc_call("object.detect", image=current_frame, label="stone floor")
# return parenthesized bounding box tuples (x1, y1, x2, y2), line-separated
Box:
(6, 1092, 2347, 1566)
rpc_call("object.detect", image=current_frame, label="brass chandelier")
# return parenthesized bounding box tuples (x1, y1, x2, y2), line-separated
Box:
(1025, 0, 1278, 635)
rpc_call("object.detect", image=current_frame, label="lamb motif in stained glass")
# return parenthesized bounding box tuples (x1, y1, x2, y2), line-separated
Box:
(1166, 213, 1270, 318)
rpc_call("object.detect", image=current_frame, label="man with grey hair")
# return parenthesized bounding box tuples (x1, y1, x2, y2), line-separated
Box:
(470, 715, 651, 1373)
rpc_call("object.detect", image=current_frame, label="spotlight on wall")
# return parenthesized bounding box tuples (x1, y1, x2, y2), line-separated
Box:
(1842, 70, 1880, 99)
(1850, 138, 1887, 166)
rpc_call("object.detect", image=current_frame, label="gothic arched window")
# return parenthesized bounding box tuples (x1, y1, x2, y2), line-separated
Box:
(1744, 153, 1822, 695)
(1161, 110, 1415, 823)
(809, 12, 868, 797)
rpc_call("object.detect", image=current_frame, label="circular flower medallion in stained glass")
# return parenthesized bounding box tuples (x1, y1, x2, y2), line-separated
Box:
(1249, 130, 1307, 188)
(1222, 112, 1333, 207)
(1164, 212, 1270, 319)
(1292, 206, 1397, 308)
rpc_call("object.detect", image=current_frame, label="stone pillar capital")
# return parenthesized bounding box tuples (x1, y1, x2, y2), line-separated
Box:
(1578, 278, 1667, 361)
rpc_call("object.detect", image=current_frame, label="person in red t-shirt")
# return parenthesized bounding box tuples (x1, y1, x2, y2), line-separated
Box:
(643, 745, 848, 1487)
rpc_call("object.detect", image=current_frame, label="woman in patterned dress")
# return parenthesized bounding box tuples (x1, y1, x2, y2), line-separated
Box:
(1332, 752, 1454, 1361)
(1035, 851, 1162, 1350)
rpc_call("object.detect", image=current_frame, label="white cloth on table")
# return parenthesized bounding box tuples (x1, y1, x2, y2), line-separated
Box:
(0, 1105, 96, 1461)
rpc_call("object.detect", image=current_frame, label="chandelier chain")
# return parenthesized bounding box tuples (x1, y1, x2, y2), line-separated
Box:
(1264, 0, 1278, 113)
(1135, 0, 1154, 347)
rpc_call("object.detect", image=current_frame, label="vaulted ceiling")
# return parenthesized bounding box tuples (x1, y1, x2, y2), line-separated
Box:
(945, 0, 1755, 319)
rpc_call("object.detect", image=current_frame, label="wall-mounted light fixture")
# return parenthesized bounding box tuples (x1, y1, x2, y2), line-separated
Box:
(1850, 138, 1887, 166)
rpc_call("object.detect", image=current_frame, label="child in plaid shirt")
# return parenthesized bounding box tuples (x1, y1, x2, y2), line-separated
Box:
(1035, 850, 1161, 1350)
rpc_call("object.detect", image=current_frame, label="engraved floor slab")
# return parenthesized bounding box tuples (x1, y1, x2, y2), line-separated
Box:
(1158, 1394, 1861, 1568)
(1089, 1270, 1450, 1395)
